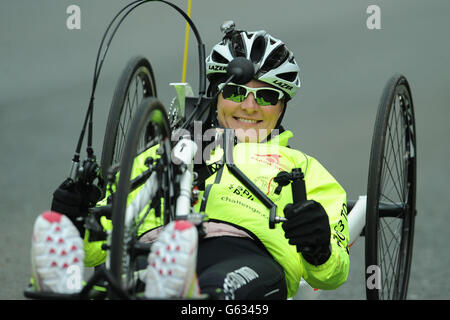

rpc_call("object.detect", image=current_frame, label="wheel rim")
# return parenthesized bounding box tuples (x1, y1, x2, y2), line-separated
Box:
(111, 66, 154, 167)
(367, 75, 416, 300)
(379, 89, 415, 299)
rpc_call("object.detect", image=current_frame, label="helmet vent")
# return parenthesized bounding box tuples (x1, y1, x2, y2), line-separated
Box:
(231, 33, 246, 57)
(212, 50, 229, 64)
(277, 72, 297, 82)
(250, 36, 266, 64)
(260, 45, 288, 72)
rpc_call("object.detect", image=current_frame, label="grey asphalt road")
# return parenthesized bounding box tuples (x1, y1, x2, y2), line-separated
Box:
(1, 0, 449, 300)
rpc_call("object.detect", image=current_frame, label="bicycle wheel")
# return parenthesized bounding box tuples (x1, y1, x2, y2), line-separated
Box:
(101, 56, 157, 177)
(365, 74, 417, 300)
(108, 97, 172, 298)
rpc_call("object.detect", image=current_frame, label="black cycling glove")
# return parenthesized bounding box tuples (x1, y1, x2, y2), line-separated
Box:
(282, 200, 332, 266)
(51, 178, 101, 235)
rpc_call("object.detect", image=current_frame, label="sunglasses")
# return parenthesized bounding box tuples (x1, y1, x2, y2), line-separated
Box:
(218, 83, 284, 106)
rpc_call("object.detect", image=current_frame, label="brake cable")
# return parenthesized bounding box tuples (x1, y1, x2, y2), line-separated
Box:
(69, 0, 207, 185)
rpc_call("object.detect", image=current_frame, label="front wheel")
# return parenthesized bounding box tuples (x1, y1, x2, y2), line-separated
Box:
(107, 97, 172, 297)
(365, 74, 417, 300)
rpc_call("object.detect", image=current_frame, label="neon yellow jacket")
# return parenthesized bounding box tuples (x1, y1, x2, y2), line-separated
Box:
(83, 130, 349, 298)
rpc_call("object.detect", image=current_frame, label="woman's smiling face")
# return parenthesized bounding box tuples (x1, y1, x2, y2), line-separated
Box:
(216, 79, 285, 142)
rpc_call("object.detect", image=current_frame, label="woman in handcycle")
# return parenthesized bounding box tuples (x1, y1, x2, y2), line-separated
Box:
(30, 26, 350, 300)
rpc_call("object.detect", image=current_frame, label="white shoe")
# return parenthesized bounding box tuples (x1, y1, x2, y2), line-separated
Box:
(145, 220, 200, 298)
(31, 211, 84, 293)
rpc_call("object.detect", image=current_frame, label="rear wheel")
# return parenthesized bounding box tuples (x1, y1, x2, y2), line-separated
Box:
(101, 56, 157, 178)
(366, 74, 417, 300)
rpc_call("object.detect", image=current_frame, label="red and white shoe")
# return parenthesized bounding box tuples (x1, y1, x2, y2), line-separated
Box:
(145, 220, 201, 298)
(31, 211, 84, 293)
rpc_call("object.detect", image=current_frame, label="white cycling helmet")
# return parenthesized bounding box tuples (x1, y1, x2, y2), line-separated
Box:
(206, 21, 301, 101)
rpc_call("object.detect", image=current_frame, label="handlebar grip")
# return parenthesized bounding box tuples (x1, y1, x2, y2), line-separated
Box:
(89, 204, 112, 219)
(291, 168, 306, 204)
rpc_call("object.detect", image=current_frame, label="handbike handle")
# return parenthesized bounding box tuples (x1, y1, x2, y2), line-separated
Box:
(269, 168, 305, 229)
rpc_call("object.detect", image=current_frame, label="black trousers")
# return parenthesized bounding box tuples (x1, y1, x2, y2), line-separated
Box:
(112, 235, 287, 300)
(196, 236, 287, 300)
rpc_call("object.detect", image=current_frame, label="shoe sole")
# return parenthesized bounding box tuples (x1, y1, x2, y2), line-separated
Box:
(145, 220, 199, 298)
(31, 211, 84, 293)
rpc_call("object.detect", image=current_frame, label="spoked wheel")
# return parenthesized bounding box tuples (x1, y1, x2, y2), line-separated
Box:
(366, 74, 417, 300)
(101, 56, 157, 178)
(108, 97, 173, 298)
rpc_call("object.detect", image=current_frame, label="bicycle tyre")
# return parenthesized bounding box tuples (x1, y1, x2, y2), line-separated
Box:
(365, 74, 417, 300)
(108, 97, 172, 297)
(101, 56, 157, 177)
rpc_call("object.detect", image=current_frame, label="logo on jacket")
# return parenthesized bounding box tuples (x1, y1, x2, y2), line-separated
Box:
(251, 153, 290, 171)
(254, 154, 282, 165)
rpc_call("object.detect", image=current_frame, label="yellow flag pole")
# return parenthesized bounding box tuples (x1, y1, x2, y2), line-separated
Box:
(181, 0, 192, 83)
